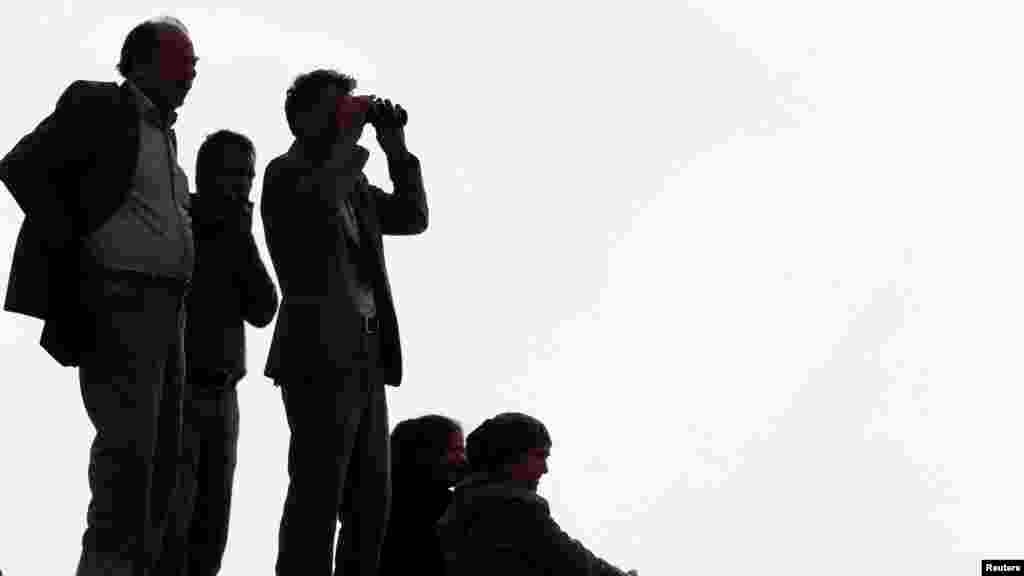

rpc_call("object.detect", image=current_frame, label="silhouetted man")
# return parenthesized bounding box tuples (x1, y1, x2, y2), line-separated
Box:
(379, 414, 467, 576)
(0, 16, 197, 576)
(166, 129, 278, 576)
(437, 413, 638, 576)
(261, 69, 428, 576)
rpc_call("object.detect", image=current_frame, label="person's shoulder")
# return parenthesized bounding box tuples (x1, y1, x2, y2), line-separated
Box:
(262, 154, 292, 189)
(260, 153, 295, 207)
(264, 152, 292, 174)
(57, 80, 122, 107)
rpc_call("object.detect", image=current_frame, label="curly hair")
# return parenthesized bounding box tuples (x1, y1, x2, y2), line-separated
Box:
(284, 68, 357, 137)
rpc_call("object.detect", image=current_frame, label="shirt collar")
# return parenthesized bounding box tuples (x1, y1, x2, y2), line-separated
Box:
(124, 80, 177, 129)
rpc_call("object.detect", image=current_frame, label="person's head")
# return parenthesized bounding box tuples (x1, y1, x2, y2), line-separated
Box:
(118, 16, 197, 112)
(391, 415, 467, 487)
(467, 412, 552, 491)
(284, 68, 358, 147)
(195, 130, 256, 202)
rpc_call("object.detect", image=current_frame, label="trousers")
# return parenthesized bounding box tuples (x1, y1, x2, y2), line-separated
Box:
(75, 269, 190, 576)
(275, 331, 391, 576)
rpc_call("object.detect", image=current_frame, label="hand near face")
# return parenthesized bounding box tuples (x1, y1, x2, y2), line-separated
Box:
(373, 98, 408, 156)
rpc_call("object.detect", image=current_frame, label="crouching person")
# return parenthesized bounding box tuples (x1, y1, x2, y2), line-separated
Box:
(174, 129, 279, 576)
(437, 412, 637, 576)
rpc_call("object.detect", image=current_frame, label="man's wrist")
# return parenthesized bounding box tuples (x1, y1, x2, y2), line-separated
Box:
(384, 145, 412, 164)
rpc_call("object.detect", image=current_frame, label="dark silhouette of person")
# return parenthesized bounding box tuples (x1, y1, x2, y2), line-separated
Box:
(378, 414, 467, 576)
(437, 412, 638, 576)
(163, 129, 278, 576)
(0, 15, 197, 576)
(260, 68, 428, 576)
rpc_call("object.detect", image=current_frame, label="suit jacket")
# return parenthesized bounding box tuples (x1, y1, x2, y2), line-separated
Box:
(260, 142, 428, 387)
(0, 80, 160, 366)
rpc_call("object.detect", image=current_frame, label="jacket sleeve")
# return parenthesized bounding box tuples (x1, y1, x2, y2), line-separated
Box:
(0, 81, 93, 249)
(529, 504, 631, 576)
(369, 150, 428, 235)
(234, 202, 279, 328)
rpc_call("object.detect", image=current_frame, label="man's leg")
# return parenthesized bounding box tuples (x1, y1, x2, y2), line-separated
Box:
(334, 369, 391, 576)
(75, 277, 183, 576)
(276, 378, 352, 576)
(185, 385, 240, 576)
(151, 300, 191, 576)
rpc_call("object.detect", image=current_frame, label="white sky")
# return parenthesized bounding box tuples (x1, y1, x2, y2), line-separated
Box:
(2, 1, 1023, 574)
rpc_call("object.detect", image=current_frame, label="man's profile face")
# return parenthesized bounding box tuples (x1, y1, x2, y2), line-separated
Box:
(135, 27, 196, 110)
(427, 429, 467, 487)
(444, 430, 467, 485)
(143, 26, 196, 109)
(209, 144, 255, 202)
(510, 445, 550, 490)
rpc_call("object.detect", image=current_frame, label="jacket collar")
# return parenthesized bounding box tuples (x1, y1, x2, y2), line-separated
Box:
(285, 139, 370, 172)
(123, 80, 178, 129)
(454, 473, 545, 504)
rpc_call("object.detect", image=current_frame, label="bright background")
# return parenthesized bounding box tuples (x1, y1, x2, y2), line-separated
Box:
(2, 1, 1023, 575)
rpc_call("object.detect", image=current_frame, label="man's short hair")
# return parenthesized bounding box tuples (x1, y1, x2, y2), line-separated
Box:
(284, 69, 358, 137)
(117, 16, 190, 78)
(391, 414, 462, 473)
(195, 130, 256, 195)
(467, 412, 552, 477)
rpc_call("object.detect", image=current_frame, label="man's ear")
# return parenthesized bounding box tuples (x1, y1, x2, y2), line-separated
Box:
(503, 455, 527, 480)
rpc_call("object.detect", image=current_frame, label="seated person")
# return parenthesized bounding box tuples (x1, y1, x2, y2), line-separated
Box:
(437, 412, 636, 576)
(378, 414, 467, 576)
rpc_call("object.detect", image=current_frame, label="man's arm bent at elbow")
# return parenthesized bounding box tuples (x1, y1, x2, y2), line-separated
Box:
(371, 149, 428, 235)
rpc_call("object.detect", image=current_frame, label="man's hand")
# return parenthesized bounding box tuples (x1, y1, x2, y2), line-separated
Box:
(373, 98, 408, 157)
(210, 195, 253, 236)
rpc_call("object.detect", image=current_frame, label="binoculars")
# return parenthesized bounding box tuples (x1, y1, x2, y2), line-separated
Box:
(337, 95, 408, 129)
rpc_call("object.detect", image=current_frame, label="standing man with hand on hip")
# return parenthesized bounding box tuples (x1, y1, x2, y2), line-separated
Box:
(261, 69, 429, 576)
(0, 16, 198, 576)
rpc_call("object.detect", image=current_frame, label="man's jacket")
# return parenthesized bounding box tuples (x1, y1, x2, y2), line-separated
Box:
(260, 142, 427, 387)
(436, 475, 631, 576)
(0, 81, 168, 366)
(186, 193, 278, 388)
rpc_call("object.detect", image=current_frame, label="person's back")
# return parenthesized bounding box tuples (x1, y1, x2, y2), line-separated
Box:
(436, 413, 635, 576)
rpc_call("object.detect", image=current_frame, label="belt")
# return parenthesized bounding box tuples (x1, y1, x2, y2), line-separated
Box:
(361, 315, 379, 335)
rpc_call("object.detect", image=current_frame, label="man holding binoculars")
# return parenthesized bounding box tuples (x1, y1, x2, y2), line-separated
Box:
(260, 68, 428, 576)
